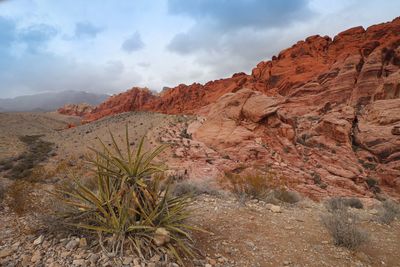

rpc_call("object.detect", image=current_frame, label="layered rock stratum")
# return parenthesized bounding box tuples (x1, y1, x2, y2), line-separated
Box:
(59, 17, 400, 199)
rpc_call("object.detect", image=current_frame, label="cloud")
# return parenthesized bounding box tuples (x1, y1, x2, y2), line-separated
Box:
(0, 15, 139, 98)
(74, 21, 104, 39)
(165, 0, 314, 79)
(121, 31, 145, 53)
(105, 60, 124, 76)
(0, 16, 16, 50)
(167, 0, 313, 55)
(18, 24, 58, 53)
(168, 0, 312, 31)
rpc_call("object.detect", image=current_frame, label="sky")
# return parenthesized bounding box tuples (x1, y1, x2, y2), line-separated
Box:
(0, 0, 399, 98)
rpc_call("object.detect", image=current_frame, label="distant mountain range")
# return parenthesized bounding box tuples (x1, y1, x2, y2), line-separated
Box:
(0, 90, 109, 112)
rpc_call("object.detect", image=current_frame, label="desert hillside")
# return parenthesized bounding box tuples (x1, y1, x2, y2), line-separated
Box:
(0, 15, 399, 267)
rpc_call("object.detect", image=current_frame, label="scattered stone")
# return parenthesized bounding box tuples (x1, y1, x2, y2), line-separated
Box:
(122, 257, 133, 265)
(266, 203, 282, 213)
(66, 239, 79, 250)
(30, 250, 42, 263)
(79, 237, 87, 248)
(88, 253, 100, 264)
(33, 235, 44, 245)
(60, 251, 71, 258)
(133, 258, 140, 265)
(208, 258, 217, 265)
(0, 249, 12, 258)
(72, 259, 86, 266)
(150, 254, 161, 262)
(369, 209, 379, 215)
(283, 260, 292, 266)
(153, 227, 171, 246)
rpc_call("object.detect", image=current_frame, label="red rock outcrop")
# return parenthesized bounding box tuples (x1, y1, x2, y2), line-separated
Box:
(59, 17, 400, 199)
(82, 87, 157, 122)
(190, 17, 400, 199)
(58, 103, 94, 117)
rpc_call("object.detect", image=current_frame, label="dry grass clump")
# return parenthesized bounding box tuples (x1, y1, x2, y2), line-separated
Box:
(378, 199, 400, 224)
(223, 170, 300, 204)
(0, 182, 5, 203)
(55, 127, 199, 264)
(172, 179, 220, 197)
(326, 197, 363, 211)
(272, 189, 301, 204)
(322, 208, 368, 250)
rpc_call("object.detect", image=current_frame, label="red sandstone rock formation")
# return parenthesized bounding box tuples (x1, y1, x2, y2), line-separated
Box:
(191, 17, 400, 199)
(82, 87, 156, 122)
(58, 103, 94, 117)
(58, 17, 400, 199)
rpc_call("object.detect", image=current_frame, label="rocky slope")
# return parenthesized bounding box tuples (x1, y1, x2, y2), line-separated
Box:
(57, 103, 94, 117)
(59, 17, 400, 199)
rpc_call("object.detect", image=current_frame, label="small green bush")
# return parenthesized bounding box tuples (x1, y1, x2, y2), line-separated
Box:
(366, 177, 381, 193)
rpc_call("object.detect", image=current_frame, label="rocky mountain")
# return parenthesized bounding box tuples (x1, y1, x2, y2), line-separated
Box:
(0, 90, 108, 112)
(59, 17, 400, 198)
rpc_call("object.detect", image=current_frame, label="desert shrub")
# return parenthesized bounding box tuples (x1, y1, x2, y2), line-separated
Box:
(0, 183, 5, 203)
(223, 170, 295, 204)
(179, 128, 192, 139)
(366, 177, 381, 193)
(273, 189, 301, 204)
(322, 209, 368, 249)
(378, 199, 400, 224)
(345, 197, 364, 209)
(6, 180, 35, 215)
(172, 180, 220, 197)
(311, 172, 327, 189)
(326, 197, 363, 211)
(56, 127, 198, 264)
(223, 171, 273, 202)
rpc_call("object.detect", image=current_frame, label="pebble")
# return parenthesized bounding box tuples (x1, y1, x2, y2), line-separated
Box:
(65, 239, 79, 250)
(33, 235, 44, 245)
(122, 257, 133, 265)
(72, 259, 86, 266)
(30, 250, 42, 263)
(88, 253, 100, 264)
(79, 238, 87, 248)
(266, 203, 282, 213)
(0, 249, 12, 258)
(283, 260, 292, 266)
(60, 251, 71, 258)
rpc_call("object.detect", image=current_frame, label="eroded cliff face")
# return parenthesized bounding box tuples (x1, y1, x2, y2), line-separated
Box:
(59, 17, 400, 199)
(81, 88, 157, 122)
(191, 17, 400, 199)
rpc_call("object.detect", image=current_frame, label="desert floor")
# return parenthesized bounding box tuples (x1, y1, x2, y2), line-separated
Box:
(0, 112, 399, 267)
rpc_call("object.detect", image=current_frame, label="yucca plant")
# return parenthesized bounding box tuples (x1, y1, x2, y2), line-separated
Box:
(56, 126, 198, 264)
